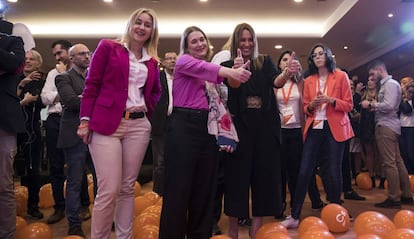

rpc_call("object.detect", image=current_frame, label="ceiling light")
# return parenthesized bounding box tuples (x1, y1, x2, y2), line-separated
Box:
(343, 46, 349, 50)
(103, 0, 112, 2)
(388, 13, 394, 18)
(7, 0, 18, 3)
(200, 0, 208, 2)
(294, 0, 303, 2)
(274, 45, 283, 49)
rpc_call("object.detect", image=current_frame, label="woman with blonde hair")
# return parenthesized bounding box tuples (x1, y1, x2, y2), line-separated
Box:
(77, 8, 161, 238)
(17, 49, 46, 220)
(360, 75, 384, 187)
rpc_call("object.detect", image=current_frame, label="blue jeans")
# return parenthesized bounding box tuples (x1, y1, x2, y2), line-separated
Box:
(63, 141, 88, 227)
(291, 122, 344, 219)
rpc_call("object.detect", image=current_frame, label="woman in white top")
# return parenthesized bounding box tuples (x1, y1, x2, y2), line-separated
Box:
(274, 50, 325, 218)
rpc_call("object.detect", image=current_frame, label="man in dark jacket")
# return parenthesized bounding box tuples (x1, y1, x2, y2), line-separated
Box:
(0, 32, 25, 239)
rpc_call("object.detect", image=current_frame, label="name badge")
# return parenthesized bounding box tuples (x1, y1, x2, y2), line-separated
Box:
(281, 107, 296, 125)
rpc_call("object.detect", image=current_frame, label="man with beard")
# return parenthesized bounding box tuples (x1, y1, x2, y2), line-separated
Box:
(361, 60, 413, 208)
(55, 43, 91, 237)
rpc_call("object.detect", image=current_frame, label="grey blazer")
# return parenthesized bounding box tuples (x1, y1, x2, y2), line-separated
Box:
(55, 68, 85, 148)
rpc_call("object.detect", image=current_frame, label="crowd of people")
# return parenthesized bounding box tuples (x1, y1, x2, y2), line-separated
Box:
(1, 7, 414, 239)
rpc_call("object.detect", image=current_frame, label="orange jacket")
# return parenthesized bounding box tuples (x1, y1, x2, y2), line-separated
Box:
(303, 69, 354, 142)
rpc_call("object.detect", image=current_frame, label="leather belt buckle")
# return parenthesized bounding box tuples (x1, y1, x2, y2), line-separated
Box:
(124, 111, 131, 120)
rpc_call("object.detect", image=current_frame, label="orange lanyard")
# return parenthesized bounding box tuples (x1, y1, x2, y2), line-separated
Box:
(316, 77, 329, 95)
(281, 81, 295, 105)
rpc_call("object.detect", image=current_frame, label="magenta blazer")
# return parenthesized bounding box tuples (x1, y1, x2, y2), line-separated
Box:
(80, 39, 160, 135)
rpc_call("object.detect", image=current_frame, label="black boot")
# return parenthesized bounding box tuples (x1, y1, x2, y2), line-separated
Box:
(371, 177, 376, 188)
(378, 177, 385, 189)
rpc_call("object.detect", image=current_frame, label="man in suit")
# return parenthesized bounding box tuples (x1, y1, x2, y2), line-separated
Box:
(151, 51, 177, 196)
(0, 33, 25, 239)
(55, 43, 91, 237)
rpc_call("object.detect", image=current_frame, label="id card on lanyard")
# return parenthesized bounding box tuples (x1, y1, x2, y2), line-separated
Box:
(281, 81, 297, 125)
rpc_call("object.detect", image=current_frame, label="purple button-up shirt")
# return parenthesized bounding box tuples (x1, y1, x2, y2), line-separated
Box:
(173, 54, 224, 110)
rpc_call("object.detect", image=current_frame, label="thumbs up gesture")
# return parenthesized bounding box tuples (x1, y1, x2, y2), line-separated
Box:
(285, 52, 301, 76)
(233, 48, 246, 69)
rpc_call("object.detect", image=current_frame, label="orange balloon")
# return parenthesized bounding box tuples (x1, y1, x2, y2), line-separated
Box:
(39, 183, 55, 209)
(357, 234, 382, 239)
(16, 222, 53, 239)
(356, 173, 373, 190)
(15, 185, 28, 217)
(320, 203, 350, 233)
(135, 181, 142, 197)
(64, 236, 85, 239)
(298, 216, 328, 236)
(299, 229, 334, 239)
(394, 210, 414, 229)
(255, 222, 288, 239)
(87, 173, 94, 185)
(155, 197, 163, 207)
(134, 212, 160, 228)
(384, 228, 414, 239)
(316, 174, 324, 192)
(354, 211, 396, 237)
(133, 224, 159, 239)
(63, 180, 67, 198)
(143, 191, 161, 204)
(264, 232, 292, 239)
(141, 205, 162, 216)
(88, 183, 95, 204)
(211, 236, 232, 239)
(16, 216, 27, 232)
(409, 175, 414, 193)
(134, 196, 155, 217)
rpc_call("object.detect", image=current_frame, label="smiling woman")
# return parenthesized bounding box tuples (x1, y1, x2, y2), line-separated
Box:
(77, 7, 161, 239)
(158, 25, 251, 239)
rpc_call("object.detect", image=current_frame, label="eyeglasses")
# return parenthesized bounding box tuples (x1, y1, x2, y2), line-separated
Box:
(311, 51, 326, 58)
(72, 51, 91, 57)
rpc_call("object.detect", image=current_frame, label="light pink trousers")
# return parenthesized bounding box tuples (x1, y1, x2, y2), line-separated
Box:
(89, 117, 151, 239)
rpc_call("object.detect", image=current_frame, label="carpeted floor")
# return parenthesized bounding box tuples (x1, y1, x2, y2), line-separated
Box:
(21, 179, 413, 239)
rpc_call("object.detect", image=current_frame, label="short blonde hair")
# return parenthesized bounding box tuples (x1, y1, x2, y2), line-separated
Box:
(27, 49, 43, 67)
(120, 8, 159, 61)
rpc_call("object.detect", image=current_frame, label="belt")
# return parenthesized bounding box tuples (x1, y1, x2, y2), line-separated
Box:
(246, 96, 262, 109)
(173, 107, 209, 116)
(123, 111, 145, 120)
(48, 112, 61, 117)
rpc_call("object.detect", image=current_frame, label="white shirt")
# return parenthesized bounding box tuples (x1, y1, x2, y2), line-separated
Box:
(125, 48, 150, 112)
(276, 80, 302, 128)
(166, 72, 173, 116)
(400, 100, 414, 127)
(40, 68, 62, 114)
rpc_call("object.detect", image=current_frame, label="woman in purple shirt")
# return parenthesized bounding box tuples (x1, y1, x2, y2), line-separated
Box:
(159, 26, 251, 239)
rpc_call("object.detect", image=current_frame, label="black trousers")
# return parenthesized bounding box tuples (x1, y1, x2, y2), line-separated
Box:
(224, 109, 283, 218)
(159, 108, 218, 239)
(45, 114, 66, 209)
